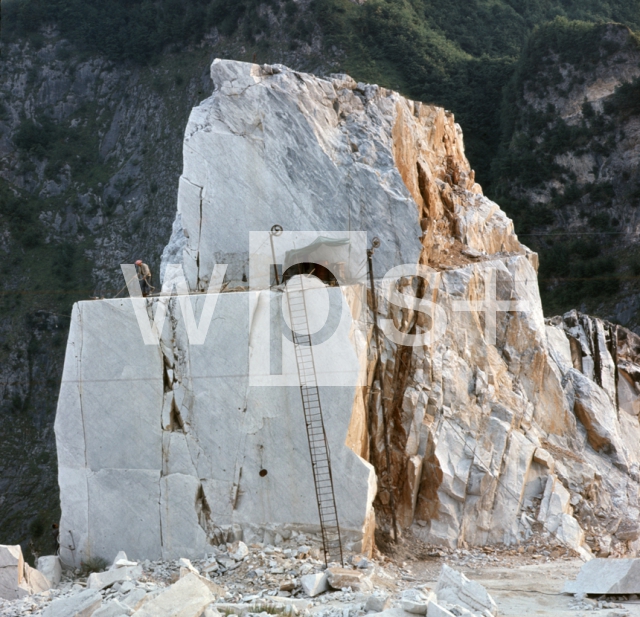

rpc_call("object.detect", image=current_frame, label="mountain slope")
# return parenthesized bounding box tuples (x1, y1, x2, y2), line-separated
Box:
(492, 19, 640, 327)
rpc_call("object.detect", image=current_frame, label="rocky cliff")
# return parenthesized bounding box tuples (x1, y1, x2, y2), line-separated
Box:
(54, 59, 640, 565)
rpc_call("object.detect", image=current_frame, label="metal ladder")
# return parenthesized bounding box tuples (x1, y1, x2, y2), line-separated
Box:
(284, 274, 344, 566)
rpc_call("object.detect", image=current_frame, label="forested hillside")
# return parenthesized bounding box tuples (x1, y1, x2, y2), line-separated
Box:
(492, 18, 640, 324)
(3, 0, 640, 560)
(7, 0, 640, 181)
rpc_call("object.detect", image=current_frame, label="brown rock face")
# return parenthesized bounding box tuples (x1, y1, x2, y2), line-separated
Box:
(358, 78, 640, 558)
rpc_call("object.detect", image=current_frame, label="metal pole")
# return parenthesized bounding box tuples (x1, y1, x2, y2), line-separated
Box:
(269, 225, 283, 286)
(367, 238, 398, 542)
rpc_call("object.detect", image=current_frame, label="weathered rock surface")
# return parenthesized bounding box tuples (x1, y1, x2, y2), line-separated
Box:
(544, 311, 640, 554)
(131, 572, 221, 617)
(0, 544, 50, 600)
(41, 589, 102, 617)
(37, 556, 62, 587)
(56, 59, 640, 568)
(435, 565, 497, 616)
(564, 558, 640, 595)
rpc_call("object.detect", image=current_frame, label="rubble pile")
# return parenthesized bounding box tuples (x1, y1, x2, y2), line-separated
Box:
(6, 527, 640, 616)
(0, 540, 505, 617)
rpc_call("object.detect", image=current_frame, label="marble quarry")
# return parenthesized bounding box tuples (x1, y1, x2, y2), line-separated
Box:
(55, 59, 640, 567)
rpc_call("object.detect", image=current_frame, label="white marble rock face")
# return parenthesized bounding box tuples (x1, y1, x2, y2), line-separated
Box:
(55, 290, 375, 566)
(161, 59, 430, 289)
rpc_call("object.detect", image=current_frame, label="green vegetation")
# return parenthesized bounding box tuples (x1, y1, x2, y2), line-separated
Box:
(0, 187, 44, 250)
(314, 3, 640, 182)
(15, 110, 105, 183)
(537, 236, 620, 313)
(4, 0, 301, 61)
(81, 556, 109, 574)
(496, 18, 639, 157)
(605, 74, 640, 115)
(489, 17, 640, 315)
(6, 0, 640, 182)
(0, 182, 94, 311)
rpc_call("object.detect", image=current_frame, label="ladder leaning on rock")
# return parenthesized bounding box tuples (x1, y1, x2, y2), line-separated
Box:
(284, 273, 344, 566)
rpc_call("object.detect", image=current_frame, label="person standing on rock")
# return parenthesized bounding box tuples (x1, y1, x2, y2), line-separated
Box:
(135, 260, 154, 297)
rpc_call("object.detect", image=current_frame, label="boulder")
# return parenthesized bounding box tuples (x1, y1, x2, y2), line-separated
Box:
(37, 555, 63, 586)
(0, 544, 50, 599)
(301, 572, 328, 597)
(400, 589, 435, 614)
(365, 592, 391, 613)
(230, 541, 249, 561)
(351, 555, 373, 569)
(0, 544, 28, 599)
(42, 588, 102, 617)
(326, 567, 372, 591)
(24, 562, 52, 594)
(435, 565, 497, 617)
(203, 561, 219, 574)
(537, 476, 570, 533)
(87, 564, 143, 591)
(110, 551, 128, 570)
(122, 587, 148, 610)
(178, 557, 199, 579)
(555, 514, 590, 561)
(616, 519, 640, 542)
(564, 558, 640, 595)
(532, 448, 555, 472)
(132, 572, 222, 617)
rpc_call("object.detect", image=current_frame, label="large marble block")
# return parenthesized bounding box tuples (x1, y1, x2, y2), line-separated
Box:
(56, 288, 375, 566)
